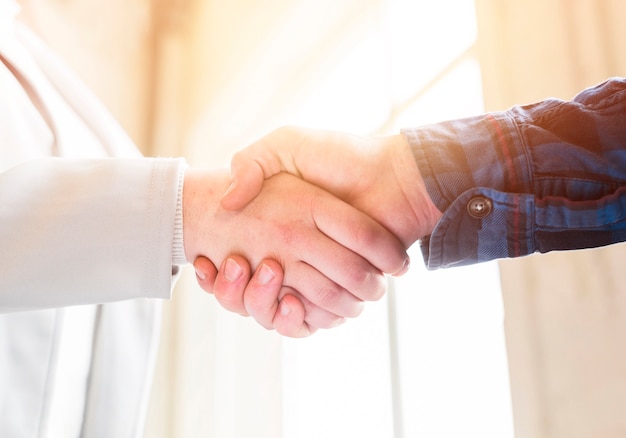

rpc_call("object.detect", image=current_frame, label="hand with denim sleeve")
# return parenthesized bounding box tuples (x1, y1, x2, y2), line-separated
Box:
(220, 126, 443, 248)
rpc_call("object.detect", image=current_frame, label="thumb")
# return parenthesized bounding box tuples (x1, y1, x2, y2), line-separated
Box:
(221, 126, 307, 210)
(193, 256, 219, 293)
(220, 155, 266, 210)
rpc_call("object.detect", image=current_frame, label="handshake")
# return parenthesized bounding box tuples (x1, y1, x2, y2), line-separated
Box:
(183, 126, 443, 338)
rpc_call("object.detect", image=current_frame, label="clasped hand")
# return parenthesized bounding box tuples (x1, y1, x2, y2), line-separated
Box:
(187, 127, 442, 337)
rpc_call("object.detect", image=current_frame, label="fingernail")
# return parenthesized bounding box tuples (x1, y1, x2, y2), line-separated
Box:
(393, 256, 411, 277)
(279, 300, 291, 316)
(194, 267, 206, 281)
(224, 258, 243, 282)
(332, 317, 347, 328)
(257, 263, 276, 285)
(221, 179, 237, 198)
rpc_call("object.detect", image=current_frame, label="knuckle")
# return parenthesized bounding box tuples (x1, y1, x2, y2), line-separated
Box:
(344, 265, 387, 302)
(354, 221, 379, 249)
(315, 285, 364, 319)
(315, 283, 343, 309)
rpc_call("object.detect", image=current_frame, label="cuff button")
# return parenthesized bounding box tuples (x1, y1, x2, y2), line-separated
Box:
(467, 196, 492, 219)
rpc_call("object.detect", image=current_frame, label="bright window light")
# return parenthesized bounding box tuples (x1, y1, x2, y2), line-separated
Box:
(280, 1, 514, 437)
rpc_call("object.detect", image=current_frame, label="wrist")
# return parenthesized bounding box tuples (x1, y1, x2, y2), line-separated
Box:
(388, 133, 442, 239)
(182, 168, 230, 263)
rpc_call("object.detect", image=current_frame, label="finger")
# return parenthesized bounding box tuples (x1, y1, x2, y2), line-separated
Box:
(392, 257, 411, 276)
(286, 290, 346, 330)
(273, 293, 313, 338)
(273, 292, 343, 337)
(291, 219, 390, 303)
(241, 259, 345, 335)
(221, 127, 305, 211)
(241, 261, 341, 330)
(212, 255, 252, 316)
(220, 156, 265, 210)
(193, 256, 219, 293)
(242, 260, 285, 329)
(312, 194, 410, 278)
(283, 261, 365, 318)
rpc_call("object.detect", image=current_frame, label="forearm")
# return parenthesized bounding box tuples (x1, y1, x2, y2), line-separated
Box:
(0, 157, 185, 311)
(404, 77, 626, 268)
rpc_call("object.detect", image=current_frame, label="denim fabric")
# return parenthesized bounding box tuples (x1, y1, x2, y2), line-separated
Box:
(402, 78, 626, 269)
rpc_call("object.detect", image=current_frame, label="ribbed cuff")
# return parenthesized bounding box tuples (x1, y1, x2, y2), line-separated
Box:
(171, 164, 188, 265)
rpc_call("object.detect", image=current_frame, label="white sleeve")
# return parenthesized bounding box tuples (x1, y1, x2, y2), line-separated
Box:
(0, 156, 187, 312)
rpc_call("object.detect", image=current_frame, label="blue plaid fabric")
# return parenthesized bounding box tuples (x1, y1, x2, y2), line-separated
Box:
(402, 78, 626, 269)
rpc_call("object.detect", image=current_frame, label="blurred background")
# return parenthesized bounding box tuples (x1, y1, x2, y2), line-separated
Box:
(18, 0, 626, 437)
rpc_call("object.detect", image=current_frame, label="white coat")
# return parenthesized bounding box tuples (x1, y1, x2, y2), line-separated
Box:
(0, 3, 185, 437)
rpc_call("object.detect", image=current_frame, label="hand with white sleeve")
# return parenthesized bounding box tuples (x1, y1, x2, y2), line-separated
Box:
(184, 168, 409, 337)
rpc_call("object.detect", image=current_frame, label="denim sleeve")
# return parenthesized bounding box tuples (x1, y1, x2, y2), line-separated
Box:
(402, 77, 626, 269)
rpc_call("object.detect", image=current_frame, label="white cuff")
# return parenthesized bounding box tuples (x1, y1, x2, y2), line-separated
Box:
(171, 164, 188, 265)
